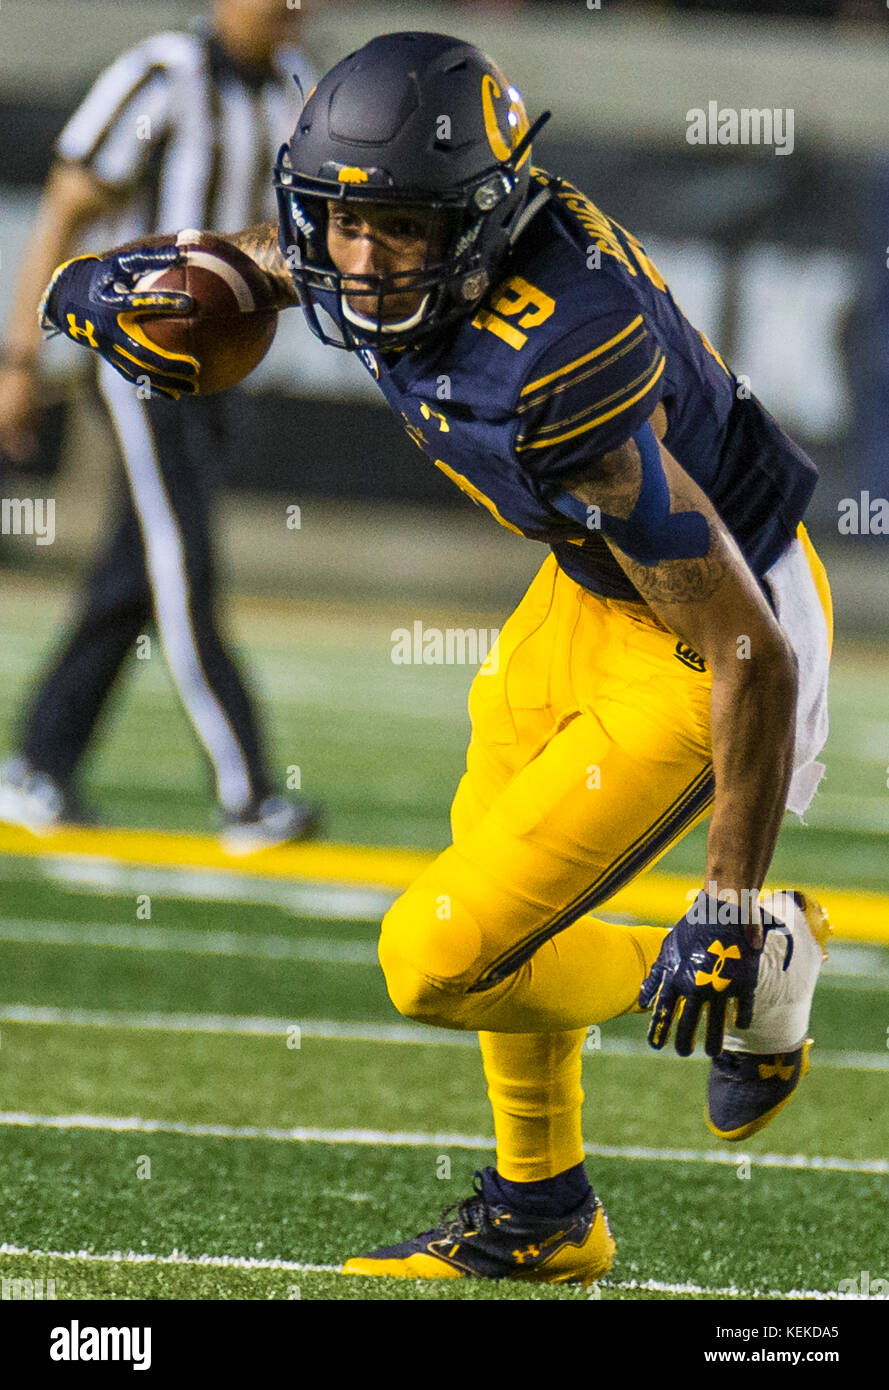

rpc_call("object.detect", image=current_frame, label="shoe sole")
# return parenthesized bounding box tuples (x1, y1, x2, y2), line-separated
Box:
(794, 890, 832, 960)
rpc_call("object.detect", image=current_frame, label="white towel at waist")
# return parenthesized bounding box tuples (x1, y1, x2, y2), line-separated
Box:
(761, 536, 831, 816)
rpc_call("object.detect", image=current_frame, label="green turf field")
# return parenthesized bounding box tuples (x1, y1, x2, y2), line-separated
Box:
(0, 575, 887, 1300)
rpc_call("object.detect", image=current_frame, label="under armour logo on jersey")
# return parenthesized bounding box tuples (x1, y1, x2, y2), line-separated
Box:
(694, 940, 742, 992)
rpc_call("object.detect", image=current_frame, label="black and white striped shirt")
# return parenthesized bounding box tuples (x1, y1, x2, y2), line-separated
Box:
(54, 25, 313, 242)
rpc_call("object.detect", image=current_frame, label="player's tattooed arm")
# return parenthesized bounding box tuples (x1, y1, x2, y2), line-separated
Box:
(564, 406, 727, 605)
(228, 222, 300, 309)
(100, 223, 299, 309)
(97, 232, 176, 257)
(566, 417, 799, 942)
(563, 416, 765, 627)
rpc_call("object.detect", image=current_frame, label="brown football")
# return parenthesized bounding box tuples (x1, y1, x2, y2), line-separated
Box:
(131, 230, 279, 395)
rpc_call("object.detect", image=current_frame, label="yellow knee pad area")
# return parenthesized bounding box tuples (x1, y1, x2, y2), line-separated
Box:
(378, 884, 485, 1026)
(378, 871, 671, 1033)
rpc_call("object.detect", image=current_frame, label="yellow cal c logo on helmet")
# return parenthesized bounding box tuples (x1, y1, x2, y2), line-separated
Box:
(481, 70, 530, 166)
(338, 167, 369, 183)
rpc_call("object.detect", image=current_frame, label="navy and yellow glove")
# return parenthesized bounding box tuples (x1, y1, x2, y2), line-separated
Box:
(638, 891, 776, 1057)
(38, 248, 198, 399)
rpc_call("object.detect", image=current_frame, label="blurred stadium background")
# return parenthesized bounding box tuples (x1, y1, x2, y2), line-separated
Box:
(0, 0, 887, 1303)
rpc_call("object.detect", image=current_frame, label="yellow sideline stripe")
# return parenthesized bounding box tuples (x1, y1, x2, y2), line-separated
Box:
(0, 824, 886, 944)
(0, 824, 430, 891)
(603, 873, 889, 947)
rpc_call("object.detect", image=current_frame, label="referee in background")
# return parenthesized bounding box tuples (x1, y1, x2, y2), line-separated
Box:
(0, 0, 321, 850)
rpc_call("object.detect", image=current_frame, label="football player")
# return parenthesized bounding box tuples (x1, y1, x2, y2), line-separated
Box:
(39, 32, 833, 1286)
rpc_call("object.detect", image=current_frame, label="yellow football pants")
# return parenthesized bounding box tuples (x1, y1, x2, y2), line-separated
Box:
(378, 551, 721, 1179)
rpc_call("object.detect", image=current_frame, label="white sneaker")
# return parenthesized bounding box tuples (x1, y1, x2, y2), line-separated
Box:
(0, 756, 81, 833)
(219, 795, 323, 855)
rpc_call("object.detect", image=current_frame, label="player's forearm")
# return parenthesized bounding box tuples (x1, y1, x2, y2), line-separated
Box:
(704, 648, 797, 933)
(573, 426, 800, 934)
(227, 222, 299, 309)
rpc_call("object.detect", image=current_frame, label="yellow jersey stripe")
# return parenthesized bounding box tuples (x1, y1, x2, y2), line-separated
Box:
(519, 315, 644, 397)
(516, 352, 665, 451)
(517, 325, 648, 414)
(518, 346, 662, 441)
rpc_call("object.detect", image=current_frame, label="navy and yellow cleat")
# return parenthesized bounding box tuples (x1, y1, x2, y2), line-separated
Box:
(707, 890, 832, 1142)
(342, 1169, 615, 1285)
(707, 1038, 813, 1141)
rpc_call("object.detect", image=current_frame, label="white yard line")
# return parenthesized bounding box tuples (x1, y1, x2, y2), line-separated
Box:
(0, 1242, 323, 1273)
(0, 1110, 885, 1175)
(0, 857, 394, 921)
(8, 854, 889, 963)
(823, 942, 889, 982)
(2, 862, 888, 977)
(1, 913, 886, 986)
(2, 1003, 888, 1073)
(0, 1243, 851, 1299)
(0, 919, 378, 965)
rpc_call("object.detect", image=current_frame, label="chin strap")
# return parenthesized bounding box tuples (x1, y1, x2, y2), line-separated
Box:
(508, 110, 552, 170)
(509, 185, 552, 245)
(341, 292, 432, 335)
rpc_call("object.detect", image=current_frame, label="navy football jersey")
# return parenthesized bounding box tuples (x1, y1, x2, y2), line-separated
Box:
(360, 168, 817, 602)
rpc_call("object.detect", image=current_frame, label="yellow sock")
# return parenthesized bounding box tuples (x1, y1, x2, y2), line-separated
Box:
(480, 1028, 587, 1181)
(478, 914, 668, 1181)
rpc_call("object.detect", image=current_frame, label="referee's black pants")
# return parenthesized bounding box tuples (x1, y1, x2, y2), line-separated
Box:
(20, 358, 271, 814)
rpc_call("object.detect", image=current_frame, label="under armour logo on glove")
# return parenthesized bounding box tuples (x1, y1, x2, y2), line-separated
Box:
(39, 249, 199, 400)
(638, 891, 785, 1057)
(694, 939, 742, 991)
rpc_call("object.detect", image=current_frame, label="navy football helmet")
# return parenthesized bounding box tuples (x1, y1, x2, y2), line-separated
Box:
(273, 31, 550, 351)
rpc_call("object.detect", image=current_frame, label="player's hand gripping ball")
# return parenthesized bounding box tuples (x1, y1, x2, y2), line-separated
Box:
(40, 230, 278, 399)
(639, 891, 779, 1057)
